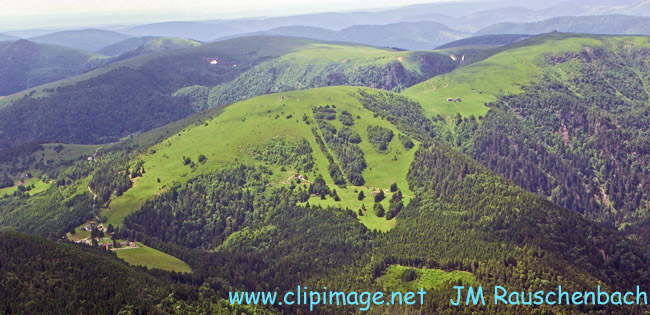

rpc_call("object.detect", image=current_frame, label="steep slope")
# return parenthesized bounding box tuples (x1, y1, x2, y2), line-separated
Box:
(0, 232, 261, 314)
(0, 40, 108, 95)
(0, 232, 171, 313)
(0, 36, 460, 150)
(29, 28, 131, 52)
(476, 15, 650, 36)
(406, 34, 650, 240)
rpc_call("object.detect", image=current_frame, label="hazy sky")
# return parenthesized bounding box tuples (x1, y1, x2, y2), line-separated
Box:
(2, 0, 453, 16)
(0, 0, 460, 30)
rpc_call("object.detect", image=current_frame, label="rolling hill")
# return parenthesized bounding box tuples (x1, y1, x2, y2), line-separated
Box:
(119, 21, 240, 42)
(218, 21, 468, 50)
(435, 34, 533, 49)
(0, 36, 461, 150)
(0, 40, 109, 96)
(110, 37, 202, 62)
(0, 32, 648, 313)
(96, 36, 160, 56)
(476, 14, 650, 36)
(29, 28, 131, 52)
(3, 83, 647, 313)
(178, 43, 458, 110)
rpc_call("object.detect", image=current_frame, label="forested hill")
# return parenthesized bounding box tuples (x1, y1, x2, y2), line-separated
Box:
(0, 36, 459, 150)
(0, 81, 648, 312)
(422, 35, 650, 242)
(0, 231, 169, 313)
(476, 15, 650, 36)
(0, 232, 266, 314)
(0, 40, 109, 95)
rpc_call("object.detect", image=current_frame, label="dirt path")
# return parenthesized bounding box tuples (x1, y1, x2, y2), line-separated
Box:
(92, 145, 103, 159)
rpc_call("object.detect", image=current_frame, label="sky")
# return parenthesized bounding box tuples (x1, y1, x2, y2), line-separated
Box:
(0, 0, 457, 30)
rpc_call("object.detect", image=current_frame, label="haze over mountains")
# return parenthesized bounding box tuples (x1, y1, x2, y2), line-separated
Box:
(0, 1, 646, 104)
(1, 0, 648, 52)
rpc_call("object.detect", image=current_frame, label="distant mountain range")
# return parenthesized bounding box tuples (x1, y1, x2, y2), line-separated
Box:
(2, 1, 646, 52)
(0, 33, 18, 42)
(29, 29, 131, 52)
(221, 22, 469, 50)
(97, 36, 160, 56)
(0, 37, 205, 96)
(113, 0, 648, 40)
(476, 14, 650, 35)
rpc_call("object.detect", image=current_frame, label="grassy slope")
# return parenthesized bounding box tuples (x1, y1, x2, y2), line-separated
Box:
(279, 43, 424, 73)
(114, 242, 192, 273)
(140, 37, 202, 51)
(404, 34, 627, 119)
(0, 178, 49, 196)
(102, 86, 416, 232)
(0, 143, 100, 196)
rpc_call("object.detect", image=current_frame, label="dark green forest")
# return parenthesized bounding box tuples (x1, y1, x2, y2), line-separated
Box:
(436, 45, 650, 241)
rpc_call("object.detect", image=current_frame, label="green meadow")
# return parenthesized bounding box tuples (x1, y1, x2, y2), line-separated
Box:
(101, 86, 417, 232)
(407, 36, 609, 119)
(0, 178, 50, 196)
(377, 265, 477, 292)
(279, 43, 434, 75)
(114, 242, 192, 273)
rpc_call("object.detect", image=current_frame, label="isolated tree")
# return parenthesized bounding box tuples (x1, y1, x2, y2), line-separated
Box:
(390, 183, 398, 192)
(358, 191, 365, 201)
(309, 174, 330, 196)
(331, 189, 341, 201)
(374, 202, 385, 217)
(374, 190, 385, 202)
(106, 223, 114, 234)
